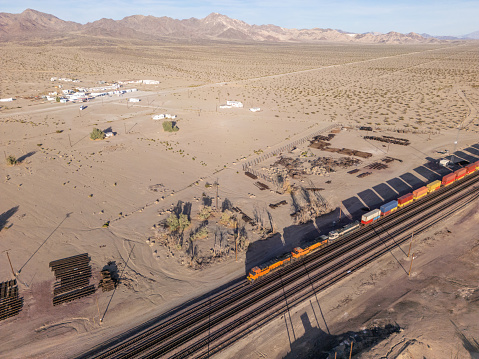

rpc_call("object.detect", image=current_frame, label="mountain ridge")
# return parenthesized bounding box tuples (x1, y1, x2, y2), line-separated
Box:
(0, 9, 468, 44)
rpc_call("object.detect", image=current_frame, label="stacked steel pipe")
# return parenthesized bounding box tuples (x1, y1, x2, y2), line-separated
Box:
(0, 279, 23, 321)
(49, 253, 95, 306)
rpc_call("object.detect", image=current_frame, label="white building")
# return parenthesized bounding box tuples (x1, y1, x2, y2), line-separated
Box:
(152, 114, 177, 120)
(226, 100, 243, 108)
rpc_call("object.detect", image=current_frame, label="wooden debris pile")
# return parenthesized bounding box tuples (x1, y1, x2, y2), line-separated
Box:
(0, 279, 23, 321)
(98, 263, 118, 292)
(50, 253, 95, 306)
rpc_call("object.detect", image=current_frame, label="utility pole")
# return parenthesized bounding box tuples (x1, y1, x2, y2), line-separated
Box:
(3, 250, 16, 278)
(408, 254, 416, 276)
(450, 128, 460, 165)
(235, 219, 238, 262)
(407, 232, 413, 257)
(349, 341, 353, 359)
(215, 179, 219, 212)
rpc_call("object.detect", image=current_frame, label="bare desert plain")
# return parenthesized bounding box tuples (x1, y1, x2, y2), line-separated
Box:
(1, 38, 479, 358)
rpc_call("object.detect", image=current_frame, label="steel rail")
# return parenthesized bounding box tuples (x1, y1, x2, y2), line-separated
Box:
(82, 171, 479, 359)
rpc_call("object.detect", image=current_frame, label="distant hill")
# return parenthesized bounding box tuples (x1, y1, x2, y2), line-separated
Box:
(0, 9, 449, 44)
(463, 31, 479, 39)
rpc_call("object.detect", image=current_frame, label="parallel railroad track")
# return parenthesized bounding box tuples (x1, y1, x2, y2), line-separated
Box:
(79, 171, 479, 359)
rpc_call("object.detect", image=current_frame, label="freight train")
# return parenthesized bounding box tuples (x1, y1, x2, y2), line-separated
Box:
(247, 160, 479, 283)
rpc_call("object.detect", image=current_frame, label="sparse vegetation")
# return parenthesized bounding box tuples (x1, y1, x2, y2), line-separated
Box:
(6, 155, 17, 166)
(162, 121, 179, 132)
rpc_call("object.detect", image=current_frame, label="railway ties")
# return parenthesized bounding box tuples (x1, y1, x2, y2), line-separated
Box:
(80, 171, 479, 359)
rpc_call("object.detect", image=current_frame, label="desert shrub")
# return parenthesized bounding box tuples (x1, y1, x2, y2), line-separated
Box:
(219, 210, 235, 227)
(167, 213, 190, 232)
(162, 121, 179, 132)
(167, 214, 180, 232)
(190, 227, 208, 240)
(6, 155, 17, 166)
(198, 206, 212, 220)
(178, 214, 190, 231)
(90, 128, 105, 140)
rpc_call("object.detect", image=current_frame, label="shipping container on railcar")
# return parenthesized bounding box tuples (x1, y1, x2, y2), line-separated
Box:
(413, 186, 428, 200)
(465, 163, 477, 175)
(247, 252, 292, 282)
(398, 193, 414, 207)
(426, 180, 441, 193)
(380, 200, 398, 216)
(361, 209, 381, 225)
(454, 168, 467, 180)
(442, 173, 456, 186)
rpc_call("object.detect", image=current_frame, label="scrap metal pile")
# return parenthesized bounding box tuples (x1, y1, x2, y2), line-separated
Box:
(0, 279, 23, 321)
(50, 253, 96, 306)
(364, 135, 410, 146)
(308, 135, 373, 158)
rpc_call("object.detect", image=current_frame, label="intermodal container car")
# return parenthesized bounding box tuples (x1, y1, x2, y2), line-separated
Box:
(426, 180, 441, 193)
(442, 173, 456, 186)
(465, 163, 476, 175)
(412, 186, 428, 200)
(454, 168, 467, 180)
(361, 209, 381, 225)
(380, 200, 398, 216)
(398, 193, 414, 207)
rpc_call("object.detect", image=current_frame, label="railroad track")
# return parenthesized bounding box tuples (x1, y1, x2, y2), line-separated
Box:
(79, 171, 479, 359)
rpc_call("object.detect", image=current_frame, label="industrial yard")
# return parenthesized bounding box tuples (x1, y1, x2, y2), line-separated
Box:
(1, 38, 479, 358)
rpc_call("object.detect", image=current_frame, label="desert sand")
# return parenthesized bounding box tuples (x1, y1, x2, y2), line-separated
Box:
(0, 39, 478, 358)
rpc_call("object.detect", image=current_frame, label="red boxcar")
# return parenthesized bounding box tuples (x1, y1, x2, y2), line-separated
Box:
(398, 193, 414, 207)
(466, 163, 476, 175)
(442, 173, 456, 186)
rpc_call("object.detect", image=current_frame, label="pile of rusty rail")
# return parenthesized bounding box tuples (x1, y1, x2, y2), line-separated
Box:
(364, 135, 410, 146)
(232, 207, 255, 226)
(50, 253, 95, 306)
(254, 182, 270, 191)
(365, 162, 388, 170)
(348, 169, 360, 174)
(269, 200, 288, 209)
(244, 171, 258, 180)
(357, 172, 372, 178)
(382, 156, 403, 163)
(0, 279, 23, 321)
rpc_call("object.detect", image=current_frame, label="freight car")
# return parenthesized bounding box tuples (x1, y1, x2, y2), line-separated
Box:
(247, 165, 477, 283)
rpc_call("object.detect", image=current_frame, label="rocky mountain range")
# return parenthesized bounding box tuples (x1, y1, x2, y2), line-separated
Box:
(0, 8, 471, 44)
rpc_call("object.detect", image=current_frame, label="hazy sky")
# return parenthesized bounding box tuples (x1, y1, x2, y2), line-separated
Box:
(1, 0, 478, 36)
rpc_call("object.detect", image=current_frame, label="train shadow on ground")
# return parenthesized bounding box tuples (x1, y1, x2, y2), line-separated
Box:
(244, 208, 346, 273)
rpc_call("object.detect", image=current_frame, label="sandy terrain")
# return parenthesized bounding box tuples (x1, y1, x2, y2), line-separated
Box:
(0, 39, 478, 358)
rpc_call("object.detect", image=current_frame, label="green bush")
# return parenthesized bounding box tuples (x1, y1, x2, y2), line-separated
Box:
(90, 128, 105, 140)
(162, 121, 179, 132)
